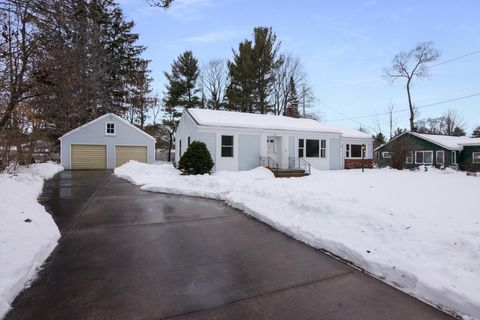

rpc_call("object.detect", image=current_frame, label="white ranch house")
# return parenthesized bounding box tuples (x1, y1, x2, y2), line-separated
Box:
(175, 109, 373, 172)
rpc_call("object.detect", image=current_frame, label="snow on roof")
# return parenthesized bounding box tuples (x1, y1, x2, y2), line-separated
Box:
(411, 132, 480, 150)
(187, 109, 371, 139)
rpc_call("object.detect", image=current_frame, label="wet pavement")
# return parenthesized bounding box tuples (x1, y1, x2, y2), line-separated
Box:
(5, 171, 454, 320)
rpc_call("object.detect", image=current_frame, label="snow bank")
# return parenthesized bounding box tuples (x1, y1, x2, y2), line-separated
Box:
(0, 162, 63, 318)
(115, 161, 480, 319)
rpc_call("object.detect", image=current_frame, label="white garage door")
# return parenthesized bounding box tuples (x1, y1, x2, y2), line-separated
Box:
(71, 144, 107, 169)
(115, 146, 147, 168)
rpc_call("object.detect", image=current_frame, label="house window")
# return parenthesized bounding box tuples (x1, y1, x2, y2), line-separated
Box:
(346, 144, 350, 158)
(415, 151, 433, 164)
(473, 152, 480, 164)
(298, 139, 304, 157)
(221, 135, 234, 157)
(406, 151, 413, 164)
(382, 152, 391, 159)
(451, 151, 457, 164)
(436, 150, 445, 165)
(320, 140, 327, 158)
(188, 136, 191, 146)
(306, 139, 319, 157)
(106, 122, 115, 135)
(179, 140, 182, 157)
(346, 144, 362, 158)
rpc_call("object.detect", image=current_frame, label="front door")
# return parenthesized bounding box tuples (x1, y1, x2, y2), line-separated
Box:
(267, 136, 280, 166)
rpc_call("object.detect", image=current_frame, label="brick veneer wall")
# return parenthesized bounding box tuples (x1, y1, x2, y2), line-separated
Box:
(345, 159, 374, 169)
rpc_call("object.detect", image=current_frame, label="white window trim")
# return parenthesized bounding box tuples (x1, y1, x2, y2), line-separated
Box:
(473, 152, 480, 164)
(406, 151, 413, 164)
(436, 150, 445, 165)
(105, 122, 115, 136)
(221, 135, 234, 158)
(382, 151, 391, 159)
(347, 144, 364, 159)
(451, 151, 457, 164)
(415, 150, 433, 165)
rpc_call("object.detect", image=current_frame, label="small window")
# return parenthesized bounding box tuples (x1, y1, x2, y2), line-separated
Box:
(406, 151, 413, 164)
(451, 151, 457, 164)
(382, 152, 391, 159)
(346, 144, 350, 158)
(221, 135, 233, 157)
(320, 140, 327, 158)
(473, 152, 480, 164)
(188, 136, 191, 146)
(306, 139, 319, 157)
(179, 140, 182, 157)
(298, 139, 304, 157)
(436, 150, 444, 165)
(106, 122, 115, 135)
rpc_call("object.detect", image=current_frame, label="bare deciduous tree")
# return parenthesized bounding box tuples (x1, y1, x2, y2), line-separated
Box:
(384, 41, 440, 131)
(271, 53, 314, 116)
(199, 59, 229, 110)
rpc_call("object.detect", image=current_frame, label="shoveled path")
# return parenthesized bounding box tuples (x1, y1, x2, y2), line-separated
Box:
(5, 170, 454, 320)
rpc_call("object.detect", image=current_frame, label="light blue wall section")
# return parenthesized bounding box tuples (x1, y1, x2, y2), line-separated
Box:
(175, 112, 198, 162)
(198, 132, 216, 170)
(238, 134, 260, 170)
(60, 114, 155, 169)
(329, 138, 341, 170)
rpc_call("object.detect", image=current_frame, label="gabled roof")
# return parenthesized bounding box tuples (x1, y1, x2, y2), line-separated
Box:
(187, 108, 371, 139)
(59, 113, 155, 141)
(374, 131, 480, 151)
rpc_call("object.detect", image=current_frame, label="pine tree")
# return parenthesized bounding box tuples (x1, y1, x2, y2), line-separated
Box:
(226, 40, 255, 112)
(164, 50, 200, 109)
(472, 125, 480, 138)
(373, 132, 386, 148)
(283, 76, 299, 117)
(227, 27, 283, 114)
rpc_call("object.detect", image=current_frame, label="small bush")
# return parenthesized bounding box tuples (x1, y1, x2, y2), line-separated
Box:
(178, 141, 214, 175)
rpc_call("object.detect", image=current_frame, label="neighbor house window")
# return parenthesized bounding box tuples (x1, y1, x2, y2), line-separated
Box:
(188, 136, 191, 146)
(106, 122, 115, 135)
(298, 139, 304, 157)
(472, 152, 480, 164)
(320, 140, 327, 158)
(451, 151, 457, 164)
(406, 151, 413, 164)
(221, 135, 234, 157)
(382, 152, 391, 159)
(306, 139, 319, 157)
(436, 150, 445, 165)
(415, 151, 433, 164)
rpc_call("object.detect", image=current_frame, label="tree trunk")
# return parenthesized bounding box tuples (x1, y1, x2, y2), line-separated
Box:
(406, 78, 415, 131)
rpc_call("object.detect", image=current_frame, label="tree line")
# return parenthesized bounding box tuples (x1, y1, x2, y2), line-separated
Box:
(159, 27, 316, 159)
(0, 0, 154, 170)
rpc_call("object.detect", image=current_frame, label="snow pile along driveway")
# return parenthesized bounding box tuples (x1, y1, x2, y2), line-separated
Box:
(0, 163, 63, 318)
(115, 161, 480, 320)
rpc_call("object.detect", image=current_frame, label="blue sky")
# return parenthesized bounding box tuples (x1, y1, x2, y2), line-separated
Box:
(119, 0, 480, 134)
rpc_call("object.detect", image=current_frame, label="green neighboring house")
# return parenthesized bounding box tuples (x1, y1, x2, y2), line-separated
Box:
(374, 132, 480, 171)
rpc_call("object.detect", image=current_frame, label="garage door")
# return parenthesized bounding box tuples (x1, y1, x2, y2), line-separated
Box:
(115, 146, 147, 167)
(71, 144, 107, 169)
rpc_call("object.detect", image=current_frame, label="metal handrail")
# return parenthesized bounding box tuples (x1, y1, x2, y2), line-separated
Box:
(260, 156, 279, 172)
(299, 157, 311, 175)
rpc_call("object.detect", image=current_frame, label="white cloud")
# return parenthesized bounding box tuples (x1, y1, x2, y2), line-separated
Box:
(183, 29, 244, 44)
(166, 0, 215, 22)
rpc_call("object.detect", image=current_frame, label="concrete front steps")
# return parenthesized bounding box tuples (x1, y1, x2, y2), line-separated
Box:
(268, 168, 309, 178)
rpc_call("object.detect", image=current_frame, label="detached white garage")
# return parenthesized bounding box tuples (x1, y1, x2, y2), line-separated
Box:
(60, 113, 155, 169)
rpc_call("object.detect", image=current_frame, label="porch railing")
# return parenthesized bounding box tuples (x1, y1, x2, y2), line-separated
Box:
(288, 157, 311, 175)
(259, 156, 279, 172)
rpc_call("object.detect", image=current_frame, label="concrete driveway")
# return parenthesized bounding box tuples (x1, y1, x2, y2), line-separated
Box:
(5, 171, 454, 320)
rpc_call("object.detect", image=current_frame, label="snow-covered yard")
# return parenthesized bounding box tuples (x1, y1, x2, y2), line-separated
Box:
(115, 161, 480, 320)
(0, 163, 63, 318)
